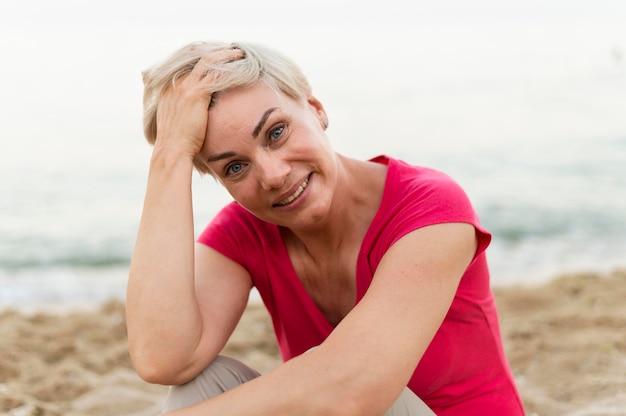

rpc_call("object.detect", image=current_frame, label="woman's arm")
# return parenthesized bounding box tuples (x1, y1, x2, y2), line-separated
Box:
(164, 222, 477, 416)
(125, 48, 249, 385)
(125, 148, 202, 383)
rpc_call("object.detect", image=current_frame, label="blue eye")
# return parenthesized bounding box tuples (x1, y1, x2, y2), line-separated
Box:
(226, 162, 243, 175)
(269, 125, 284, 142)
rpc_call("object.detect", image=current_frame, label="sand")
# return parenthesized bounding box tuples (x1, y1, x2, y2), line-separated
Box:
(1, 269, 625, 416)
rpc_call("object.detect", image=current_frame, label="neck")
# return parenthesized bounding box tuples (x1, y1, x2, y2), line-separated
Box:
(283, 155, 386, 258)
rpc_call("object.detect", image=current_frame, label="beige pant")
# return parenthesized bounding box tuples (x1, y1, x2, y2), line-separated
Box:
(162, 356, 435, 415)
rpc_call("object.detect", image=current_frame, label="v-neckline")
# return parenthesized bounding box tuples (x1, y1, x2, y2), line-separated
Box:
(274, 232, 335, 330)
(272, 156, 393, 329)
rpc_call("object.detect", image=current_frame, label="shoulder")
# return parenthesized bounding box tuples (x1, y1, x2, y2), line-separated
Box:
(364, 155, 490, 258)
(197, 202, 280, 264)
(198, 202, 248, 241)
(372, 155, 473, 215)
(201, 202, 273, 234)
(373, 154, 461, 186)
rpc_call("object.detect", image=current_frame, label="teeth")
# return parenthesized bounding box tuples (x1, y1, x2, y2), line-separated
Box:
(278, 177, 309, 206)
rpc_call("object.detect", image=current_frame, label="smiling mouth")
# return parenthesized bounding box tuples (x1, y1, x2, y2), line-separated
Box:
(276, 176, 309, 206)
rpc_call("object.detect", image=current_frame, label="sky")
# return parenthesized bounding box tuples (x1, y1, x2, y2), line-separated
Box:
(0, 0, 624, 168)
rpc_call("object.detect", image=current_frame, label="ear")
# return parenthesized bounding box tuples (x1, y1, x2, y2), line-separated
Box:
(306, 94, 328, 127)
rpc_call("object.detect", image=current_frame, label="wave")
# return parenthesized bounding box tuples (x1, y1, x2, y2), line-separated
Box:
(0, 243, 132, 269)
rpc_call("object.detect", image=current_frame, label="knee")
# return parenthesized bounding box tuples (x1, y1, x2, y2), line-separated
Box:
(162, 356, 261, 412)
(384, 387, 435, 416)
(203, 356, 262, 391)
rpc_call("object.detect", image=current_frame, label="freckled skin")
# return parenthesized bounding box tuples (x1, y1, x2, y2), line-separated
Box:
(201, 83, 337, 230)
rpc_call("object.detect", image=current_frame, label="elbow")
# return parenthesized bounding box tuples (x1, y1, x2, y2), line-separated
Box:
(131, 355, 176, 385)
(133, 363, 175, 385)
(129, 347, 196, 386)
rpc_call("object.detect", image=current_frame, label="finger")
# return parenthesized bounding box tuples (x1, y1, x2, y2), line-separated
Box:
(191, 48, 245, 78)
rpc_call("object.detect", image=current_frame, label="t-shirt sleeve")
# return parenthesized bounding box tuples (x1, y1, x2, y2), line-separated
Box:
(378, 164, 491, 259)
(196, 202, 252, 269)
(196, 203, 282, 298)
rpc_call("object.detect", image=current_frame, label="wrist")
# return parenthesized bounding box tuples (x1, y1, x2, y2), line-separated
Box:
(149, 144, 196, 173)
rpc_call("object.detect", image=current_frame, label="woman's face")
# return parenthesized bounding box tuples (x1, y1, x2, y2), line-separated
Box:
(200, 82, 337, 229)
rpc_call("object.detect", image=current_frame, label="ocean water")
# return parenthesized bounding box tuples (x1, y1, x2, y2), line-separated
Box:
(1, 3, 625, 308)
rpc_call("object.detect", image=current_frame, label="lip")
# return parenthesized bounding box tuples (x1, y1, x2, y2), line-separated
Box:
(273, 174, 311, 207)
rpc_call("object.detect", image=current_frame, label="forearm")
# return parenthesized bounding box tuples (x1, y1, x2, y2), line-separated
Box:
(164, 350, 367, 416)
(163, 324, 404, 416)
(126, 147, 203, 382)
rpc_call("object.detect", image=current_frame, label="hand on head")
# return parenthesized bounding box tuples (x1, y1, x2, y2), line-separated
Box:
(153, 47, 245, 159)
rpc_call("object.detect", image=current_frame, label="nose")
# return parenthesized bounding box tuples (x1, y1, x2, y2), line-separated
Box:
(256, 151, 290, 191)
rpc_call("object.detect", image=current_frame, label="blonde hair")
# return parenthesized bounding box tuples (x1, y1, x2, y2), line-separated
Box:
(142, 41, 312, 173)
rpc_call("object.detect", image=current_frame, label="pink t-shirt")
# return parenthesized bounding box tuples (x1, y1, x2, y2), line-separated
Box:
(198, 156, 524, 415)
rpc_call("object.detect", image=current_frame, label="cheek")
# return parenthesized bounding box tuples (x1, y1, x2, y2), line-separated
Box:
(222, 183, 242, 201)
(223, 182, 257, 207)
(306, 134, 333, 157)
(294, 125, 331, 151)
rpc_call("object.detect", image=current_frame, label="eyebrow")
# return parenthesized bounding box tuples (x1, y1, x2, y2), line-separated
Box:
(252, 107, 278, 138)
(206, 107, 279, 163)
(206, 151, 237, 164)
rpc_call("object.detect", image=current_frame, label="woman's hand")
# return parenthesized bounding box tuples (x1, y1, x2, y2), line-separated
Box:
(154, 47, 244, 159)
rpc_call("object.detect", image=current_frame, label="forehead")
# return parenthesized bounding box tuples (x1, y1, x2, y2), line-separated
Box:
(209, 83, 292, 123)
(204, 83, 301, 153)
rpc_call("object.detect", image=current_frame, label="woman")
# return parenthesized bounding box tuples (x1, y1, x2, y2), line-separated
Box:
(126, 41, 525, 415)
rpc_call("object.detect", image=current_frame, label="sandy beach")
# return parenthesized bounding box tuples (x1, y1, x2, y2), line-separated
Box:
(1, 269, 625, 416)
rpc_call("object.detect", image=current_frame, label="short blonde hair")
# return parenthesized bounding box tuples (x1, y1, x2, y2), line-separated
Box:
(142, 41, 312, 173)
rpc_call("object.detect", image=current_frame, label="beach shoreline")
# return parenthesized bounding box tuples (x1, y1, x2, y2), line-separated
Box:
(1, 268, 625, 416)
